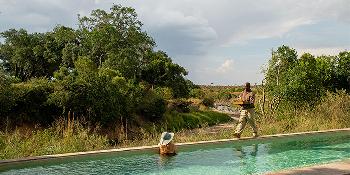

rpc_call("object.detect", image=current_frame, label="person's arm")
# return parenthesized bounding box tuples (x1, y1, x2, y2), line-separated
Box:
(250, 93, 255, 104)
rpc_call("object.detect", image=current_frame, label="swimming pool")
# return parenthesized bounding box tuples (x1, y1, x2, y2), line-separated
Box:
(1, 130, 350, 175)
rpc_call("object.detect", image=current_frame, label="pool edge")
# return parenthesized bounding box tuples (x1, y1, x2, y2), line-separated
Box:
(1, 128, 350, 166)
(265, 159, 350, 175)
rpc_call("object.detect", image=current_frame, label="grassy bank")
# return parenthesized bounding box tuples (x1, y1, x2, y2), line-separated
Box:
(119, 91, 350, 147)
(1, 91, 349, 160)
(164, 111, 231, 131)
(0, 110, 231, 160)
(0, 118, 109, 160)
(257, 91, 350, 135)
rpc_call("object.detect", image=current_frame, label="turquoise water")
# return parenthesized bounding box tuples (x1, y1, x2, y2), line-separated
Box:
(1, 132, 350, 175)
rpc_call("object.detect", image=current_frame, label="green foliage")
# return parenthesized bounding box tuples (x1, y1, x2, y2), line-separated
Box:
(0, 4, 193, 128)
(137, 90, 166, 122)
(167, 99, 191, 113)
(193, 86, 243, 104)
(0, 118, 108, 160)
(189, 88, 205, 98)
(264, 46, 350, 110)
(264, 46, 298, 108)
(202, 97, 214, 107)
(337, 51, 350, 91)
(141, 51, 191, 98)
(0, 71, 19, 117)
(48, 57, 129, 125)
(259, 91, 350, 135)
(282, 53, 326, 107)
(154, 87, 173, 100)
(164, 111, 231, 131)
(78, 4, 154, 79)
(3, 78, 58, 125)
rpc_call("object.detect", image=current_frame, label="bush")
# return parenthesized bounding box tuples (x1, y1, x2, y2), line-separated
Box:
(137, 90, 166, 122)
(189, 88, 205, 98)
(202, 97, 214, 107)
(167, 99, 191, 113)
(3, 78, 59, 125)
(154, 87, 173, 100)
(0, 72, 18, 117)
(164, 111, 231, 131)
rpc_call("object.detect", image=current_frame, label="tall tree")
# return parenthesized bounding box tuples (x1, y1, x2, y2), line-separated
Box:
(337, 51, 350, 91)
(78, 5, 155, 79)
(264, 45, 298, 110)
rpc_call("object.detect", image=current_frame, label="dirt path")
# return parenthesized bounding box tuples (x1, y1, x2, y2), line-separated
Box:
(204, 122, 236, 134)
(200, 109, 240, 134)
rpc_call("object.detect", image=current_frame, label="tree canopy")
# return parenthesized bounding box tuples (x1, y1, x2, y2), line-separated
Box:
(0, 5, 192, 126)
(264, 45, 350, 110)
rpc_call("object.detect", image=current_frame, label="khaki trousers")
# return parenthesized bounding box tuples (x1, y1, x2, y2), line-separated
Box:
(235, 108, 258, 134)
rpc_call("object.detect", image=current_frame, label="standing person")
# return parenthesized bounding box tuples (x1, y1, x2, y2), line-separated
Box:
(233, 82, 258, 138)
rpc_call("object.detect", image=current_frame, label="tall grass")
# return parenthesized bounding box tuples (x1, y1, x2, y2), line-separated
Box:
(163, 111, 231, 131)
(0, 111, 231, 160)
(255, 91, 350, 136)
(0, 115, 108, 160)
(1, 92, 349, 160)
(150, 91, 350, 142)
(116, 110, 232, 147)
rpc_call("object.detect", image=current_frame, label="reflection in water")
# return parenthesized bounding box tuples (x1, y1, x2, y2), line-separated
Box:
(158, 154, 176, 166)
(2, 134, 350, 175)
(234, 144, 259, 174)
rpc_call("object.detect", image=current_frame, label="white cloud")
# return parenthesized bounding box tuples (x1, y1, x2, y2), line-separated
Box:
(219, 0, 349, 46)
(225, 18, 315, 46)
(296, 47, 349, 56)
(217, 59, 234, 73)
(0, 0, 349, 85)
(136, 5, 217, 56)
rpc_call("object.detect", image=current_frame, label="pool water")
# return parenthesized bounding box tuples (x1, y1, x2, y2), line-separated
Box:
(1, 132, 350, 175)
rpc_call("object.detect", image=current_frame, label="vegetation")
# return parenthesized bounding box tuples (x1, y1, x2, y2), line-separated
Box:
(0, 3, 349, 161)
(0, 118, 108, 160)
(0, 110, 231, 159)
(264, 46, 350, 111)
(3, 89, 348, 160)
(164, 111, 231, 131)
(0, 5, 193, 131)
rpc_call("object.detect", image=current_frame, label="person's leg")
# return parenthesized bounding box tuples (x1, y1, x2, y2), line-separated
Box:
(246, 108, 258, 137)
(235, 110, 247, 137)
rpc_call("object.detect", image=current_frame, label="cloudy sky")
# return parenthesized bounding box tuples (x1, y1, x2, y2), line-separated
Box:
(0, 0, 349, 85)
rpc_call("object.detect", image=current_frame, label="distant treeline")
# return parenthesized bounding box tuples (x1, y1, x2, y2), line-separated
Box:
(0, 5, 193, 128)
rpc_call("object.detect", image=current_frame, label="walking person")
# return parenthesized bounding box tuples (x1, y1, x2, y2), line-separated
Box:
(233, 82, 258, 138)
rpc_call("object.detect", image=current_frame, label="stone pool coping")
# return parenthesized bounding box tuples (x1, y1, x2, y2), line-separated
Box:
(266, 159, 350, 175)
(1, 128, 350, 167)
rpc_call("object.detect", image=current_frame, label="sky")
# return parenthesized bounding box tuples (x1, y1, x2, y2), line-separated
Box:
(0, 0, 349, 85)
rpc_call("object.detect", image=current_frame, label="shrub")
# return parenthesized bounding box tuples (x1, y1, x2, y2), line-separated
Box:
(3, 78, 59, 125)
(164, 111, 231, 131)
(0, 71, 18, 118)
(167, 99, 191, 113)
(189, 88, 205, 98)
(202, 97, 214, 107)
(137, 90, 166, 122)
(154, 87, 173, 100)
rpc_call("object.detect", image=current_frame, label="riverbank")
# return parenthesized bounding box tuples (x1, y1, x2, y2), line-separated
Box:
(0, 110, 232, 160)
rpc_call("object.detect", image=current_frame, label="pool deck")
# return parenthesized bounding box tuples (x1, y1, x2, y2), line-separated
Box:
(1, 128, 350, 171)
(266, 159, 350, 175)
